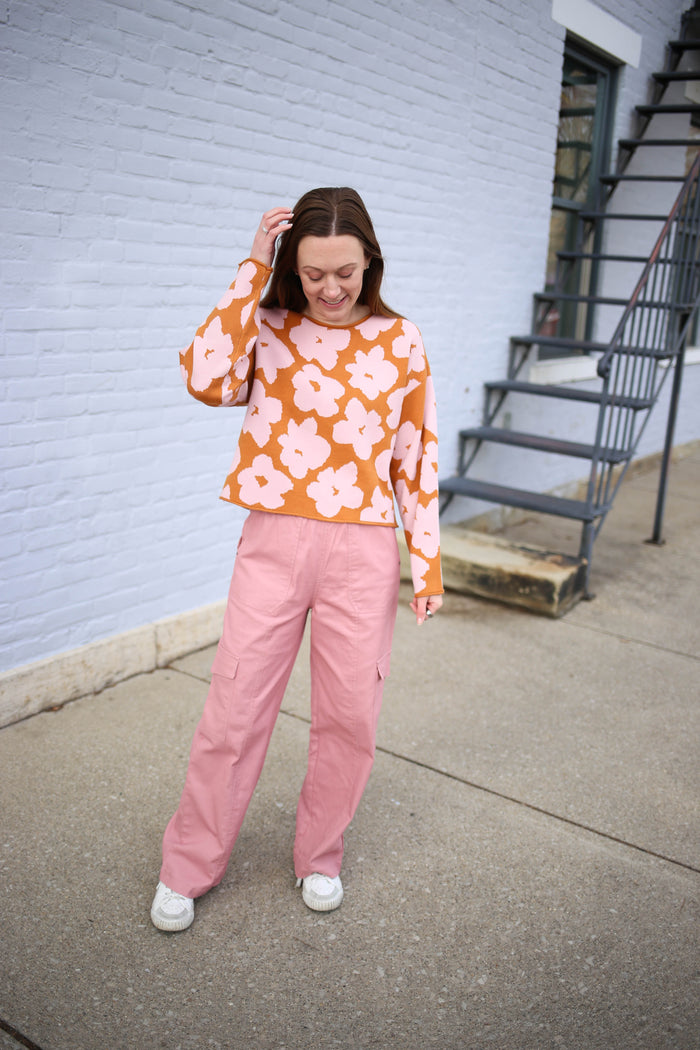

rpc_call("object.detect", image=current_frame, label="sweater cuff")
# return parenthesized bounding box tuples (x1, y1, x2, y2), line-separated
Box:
(240, 257, 273, 277)
(412, 554, 443, 598)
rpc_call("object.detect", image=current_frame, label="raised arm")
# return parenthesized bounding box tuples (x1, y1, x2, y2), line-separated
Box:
(179, 208, 293, 407)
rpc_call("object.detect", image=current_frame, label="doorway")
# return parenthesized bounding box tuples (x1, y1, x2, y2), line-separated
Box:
(542, 41, 617, 353)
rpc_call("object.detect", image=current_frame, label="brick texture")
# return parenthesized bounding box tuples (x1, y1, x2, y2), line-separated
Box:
(1, 0, 696, 670)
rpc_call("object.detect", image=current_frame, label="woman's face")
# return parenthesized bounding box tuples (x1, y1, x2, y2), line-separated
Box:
(296, 235, 368, 326)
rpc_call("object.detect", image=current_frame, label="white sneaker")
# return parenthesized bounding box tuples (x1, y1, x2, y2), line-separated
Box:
(150, 881, 194, 932)
(297, 873, 344, 912)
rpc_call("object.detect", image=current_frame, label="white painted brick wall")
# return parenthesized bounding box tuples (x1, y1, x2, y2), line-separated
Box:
(1, 0, 696, 672)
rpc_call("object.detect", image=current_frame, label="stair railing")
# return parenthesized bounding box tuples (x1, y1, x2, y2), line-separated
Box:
(580, 152, 700, 570)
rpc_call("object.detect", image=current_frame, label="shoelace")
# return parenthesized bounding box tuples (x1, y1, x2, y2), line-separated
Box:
(308, 874, 337, 893)
(159, 885, 190, 911)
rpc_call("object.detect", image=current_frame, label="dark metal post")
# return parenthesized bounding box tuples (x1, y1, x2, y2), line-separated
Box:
(648, 337, 687, 545)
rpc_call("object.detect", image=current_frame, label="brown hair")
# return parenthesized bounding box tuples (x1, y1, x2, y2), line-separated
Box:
(260, 187, 400, 318)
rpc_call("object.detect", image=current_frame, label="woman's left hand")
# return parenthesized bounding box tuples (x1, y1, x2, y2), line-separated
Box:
(250, 207, 294, 267)
(410, 594, 443, 626)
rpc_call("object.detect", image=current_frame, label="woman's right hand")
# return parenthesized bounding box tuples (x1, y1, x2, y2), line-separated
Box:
(250, 207, 294, 267)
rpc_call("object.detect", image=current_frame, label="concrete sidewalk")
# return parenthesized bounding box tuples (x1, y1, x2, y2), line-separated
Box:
(1, 449, 698, 1050)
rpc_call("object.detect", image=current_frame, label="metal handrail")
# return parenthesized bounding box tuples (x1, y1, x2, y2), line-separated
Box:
(578, 153, 700, 570)
(597, 152, 700, 379)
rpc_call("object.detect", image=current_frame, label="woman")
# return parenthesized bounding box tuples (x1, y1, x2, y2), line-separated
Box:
(151, 187, 443, 931)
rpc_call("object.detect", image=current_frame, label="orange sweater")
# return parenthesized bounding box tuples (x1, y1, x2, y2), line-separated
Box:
(180, 258, 442, 597)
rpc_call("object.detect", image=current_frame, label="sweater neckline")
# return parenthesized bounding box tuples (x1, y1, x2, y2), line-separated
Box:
(299, 309, 374, 330)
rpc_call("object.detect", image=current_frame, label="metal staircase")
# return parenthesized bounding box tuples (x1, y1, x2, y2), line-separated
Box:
(439, 34, 700, 598)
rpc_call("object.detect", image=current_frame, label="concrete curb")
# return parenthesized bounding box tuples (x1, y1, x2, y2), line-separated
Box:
(0, 599, 225, 729)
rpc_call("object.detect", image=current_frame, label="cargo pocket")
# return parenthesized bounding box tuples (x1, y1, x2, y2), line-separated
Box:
(211, 645, 240, 681)
(203, 645, 241, 746)
(371, 650, 392, 727)
(377, 651, 391, 682)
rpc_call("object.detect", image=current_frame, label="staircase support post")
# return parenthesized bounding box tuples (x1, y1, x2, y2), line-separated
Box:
(648, 338, 687, 545)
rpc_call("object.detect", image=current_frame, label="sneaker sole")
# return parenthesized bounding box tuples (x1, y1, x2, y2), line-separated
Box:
(301, 887, 344, 912)
(150, 907, 194, 932)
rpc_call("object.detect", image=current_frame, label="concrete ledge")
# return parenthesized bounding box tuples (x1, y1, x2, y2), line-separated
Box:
(0, 600, 226, 729)
(399, 528, 586, 618)
(154, 601, 226, 667)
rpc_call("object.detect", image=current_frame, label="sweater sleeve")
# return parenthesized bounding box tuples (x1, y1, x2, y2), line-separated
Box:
(179, 258, 272, 407)
(390, 326, 443, 598)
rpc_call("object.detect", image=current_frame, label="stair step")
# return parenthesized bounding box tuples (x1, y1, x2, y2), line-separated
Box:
(511, 334, 674, 359)
(512, 333, 607, 352)
(438, 477, 603, 522)
(668, 39, 700, 51)
(578, 210, 670, 221)
(600, 174, 687, 184)
(398, 527, 587, 617)
(653, 70, 700, 82)
(534, 291, 629, 306)
(618, 137, 700, 148)
(636, 103, 700, 116)
(458, 426, 629, 463)
(557, 250, 649, 263)
(535, 291, 692, 311)
(485, 380, 652, 410)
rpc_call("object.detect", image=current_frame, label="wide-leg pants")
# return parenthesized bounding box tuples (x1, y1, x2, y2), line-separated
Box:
(159, 511, 401, 899)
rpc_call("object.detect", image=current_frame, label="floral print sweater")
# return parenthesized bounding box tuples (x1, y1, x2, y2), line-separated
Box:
(180, 258, 443, 597)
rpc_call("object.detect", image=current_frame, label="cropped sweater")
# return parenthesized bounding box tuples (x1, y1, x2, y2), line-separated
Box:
(180, 258, 443, 597)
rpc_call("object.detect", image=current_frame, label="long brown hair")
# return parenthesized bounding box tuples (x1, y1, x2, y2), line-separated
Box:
(260, 187, 400, 318)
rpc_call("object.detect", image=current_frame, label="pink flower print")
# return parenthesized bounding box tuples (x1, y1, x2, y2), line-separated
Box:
(256, 328, 295, 384)
(307, 463, 364, 517)
(234, 353, 252, 381)
(217, 262, 256, 309)
(292, 364, 344, 418)
(424, 374, 438, 435)
(229, 445, 241, 474)
(409, 552, 429, 592)
(241, 300, 255, 327)
(356, 316, 397, 341)
(333, 398, 384, 460)
(262, 306, 287, 327)
(375, 448, 392, 483)
(422, 440, 439, 494)
(408, 337, 426, 376)
(220, 349, 254, 405)
(410, 500, 440, 558)
(386, 378, 420, 429)
(190, 316, 233, 394)
(278, 418, 332, 479)
(391, 331, 412, 359)
(393, 421, 422, 480)
(346, 346, 399, 401)
(237, 453, 293, 509)
(242, 380, 283, 447)
(395, 480, 420, 527)
(360, 486, 395, 524)
(232, 261, 258, 296)
(289, 322, 350, 369)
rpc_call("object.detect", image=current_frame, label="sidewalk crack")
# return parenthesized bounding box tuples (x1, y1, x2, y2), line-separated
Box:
(279, 708, 699, 876)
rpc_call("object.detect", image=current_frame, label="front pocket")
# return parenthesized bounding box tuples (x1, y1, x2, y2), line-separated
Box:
(230, 512, 302, 614)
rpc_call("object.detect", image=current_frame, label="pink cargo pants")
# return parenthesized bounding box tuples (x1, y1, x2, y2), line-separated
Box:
(159, 511, 401, 899)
